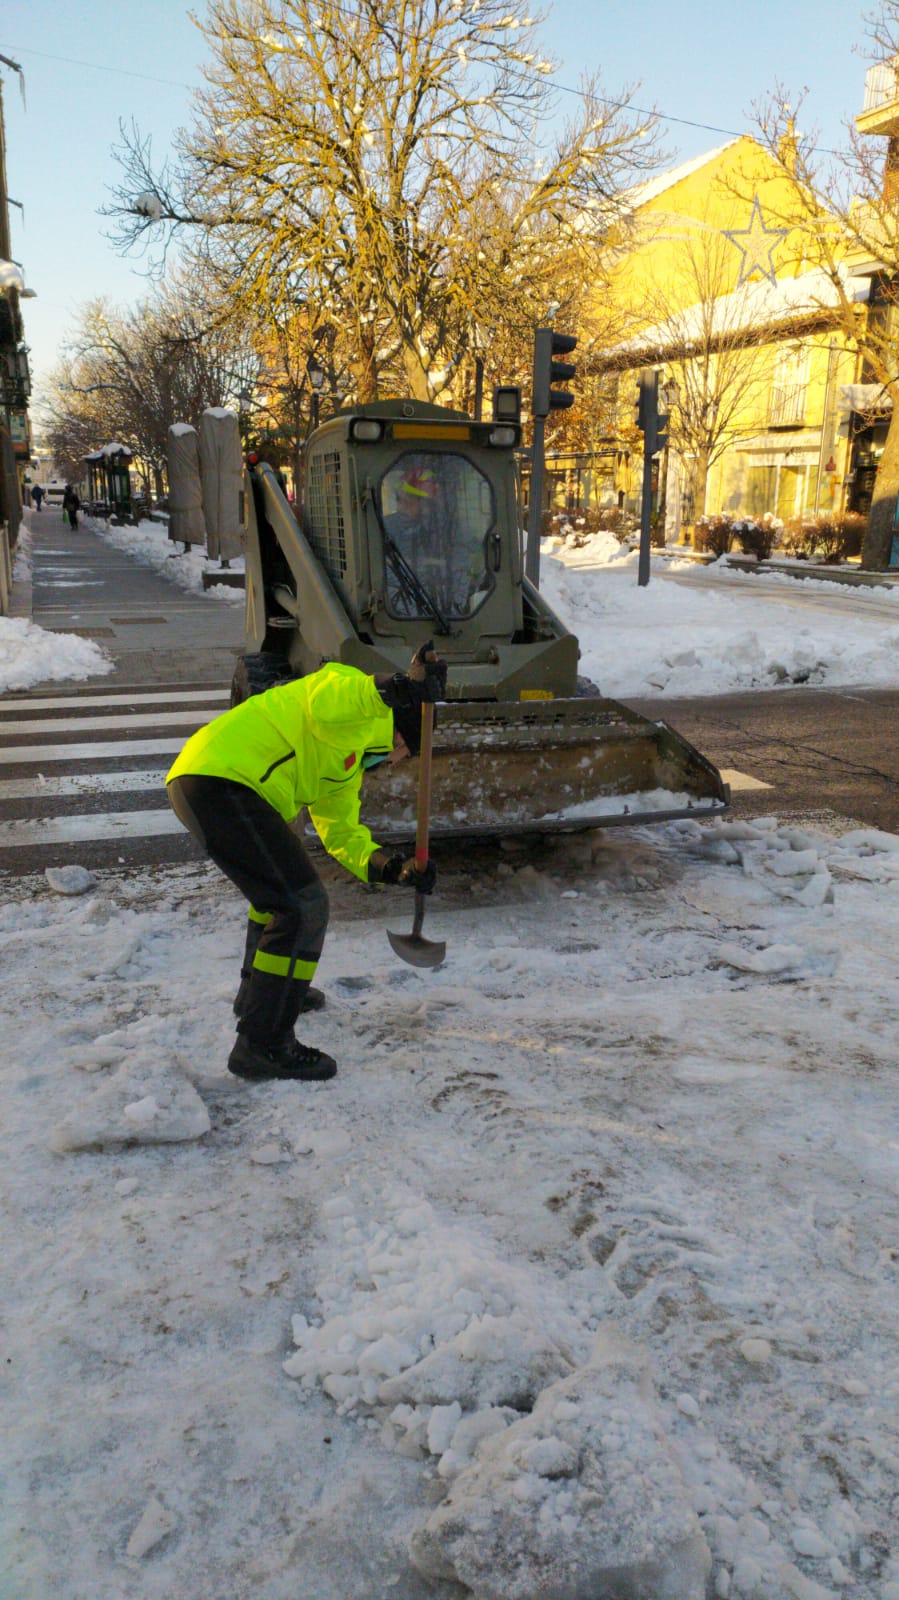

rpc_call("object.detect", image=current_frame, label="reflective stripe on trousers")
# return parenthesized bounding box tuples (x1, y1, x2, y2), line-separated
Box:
(167, 774, 329, 1045)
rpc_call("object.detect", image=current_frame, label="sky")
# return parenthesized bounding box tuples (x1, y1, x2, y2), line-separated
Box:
(1, 0, 873, 402)
(2, 513, 898, 1597)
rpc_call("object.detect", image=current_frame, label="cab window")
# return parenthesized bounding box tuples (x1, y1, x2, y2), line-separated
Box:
(377, 452, 495, 622)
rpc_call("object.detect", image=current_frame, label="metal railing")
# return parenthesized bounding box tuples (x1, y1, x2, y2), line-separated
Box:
(768, 385, 806, 427)
(863, 60, 899, 113)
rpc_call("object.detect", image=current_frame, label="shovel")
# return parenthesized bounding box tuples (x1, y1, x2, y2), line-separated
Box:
(387, 701, 446, 969)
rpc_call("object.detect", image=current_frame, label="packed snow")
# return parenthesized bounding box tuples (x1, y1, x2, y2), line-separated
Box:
(1, 511, 898, 1599)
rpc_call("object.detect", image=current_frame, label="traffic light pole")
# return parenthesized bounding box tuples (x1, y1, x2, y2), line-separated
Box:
(525, 412, 546, 587)
(633, 367, 668, 588)
(637, 434, 653, 588)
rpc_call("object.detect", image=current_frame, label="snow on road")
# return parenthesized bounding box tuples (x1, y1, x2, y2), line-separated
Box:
(538, 532, 899, 700)
(2, 513, 898, 1597)
(2, 817, 897, 1600)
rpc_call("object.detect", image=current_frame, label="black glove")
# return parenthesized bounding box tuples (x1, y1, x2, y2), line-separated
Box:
(410, 639, 448, 703)
(399, 856, 437, 894)
(373, 852, 437, 894)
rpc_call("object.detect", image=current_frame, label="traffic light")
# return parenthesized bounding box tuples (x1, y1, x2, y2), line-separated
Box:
(532, 328, 578, 418)
(633, 368, 669, 455)
(654, 405, 669, 455)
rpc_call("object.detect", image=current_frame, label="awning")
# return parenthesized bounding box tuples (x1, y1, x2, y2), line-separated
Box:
(838, 384, 893, 414)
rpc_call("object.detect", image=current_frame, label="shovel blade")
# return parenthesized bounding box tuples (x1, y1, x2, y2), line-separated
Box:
(387, 927, 446, 969)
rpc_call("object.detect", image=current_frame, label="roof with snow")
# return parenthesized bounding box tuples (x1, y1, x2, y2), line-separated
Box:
(621, 142, 741, 213)
(604, 264, 870, 365)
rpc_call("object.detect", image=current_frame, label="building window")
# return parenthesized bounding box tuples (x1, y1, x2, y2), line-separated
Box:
(768, 345, 809, 427)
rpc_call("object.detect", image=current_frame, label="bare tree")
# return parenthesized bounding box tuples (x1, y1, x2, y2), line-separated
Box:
(41, 285, 258, 498)
(104, 0, 662, 403)
(617, 229, 797, 522)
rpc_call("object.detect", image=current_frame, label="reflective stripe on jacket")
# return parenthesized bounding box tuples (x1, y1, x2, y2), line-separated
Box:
(166, 663, 394, 880)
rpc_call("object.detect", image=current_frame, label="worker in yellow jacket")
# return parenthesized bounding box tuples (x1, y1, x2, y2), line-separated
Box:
(166, 645, 445, 1082)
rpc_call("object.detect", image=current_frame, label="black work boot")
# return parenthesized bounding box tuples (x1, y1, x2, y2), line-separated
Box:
(228, 1034, 337, 1082)
(232, 982, 326, 1018)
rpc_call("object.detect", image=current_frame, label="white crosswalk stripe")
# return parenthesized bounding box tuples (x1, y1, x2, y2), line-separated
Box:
(0, 684, 229, 866)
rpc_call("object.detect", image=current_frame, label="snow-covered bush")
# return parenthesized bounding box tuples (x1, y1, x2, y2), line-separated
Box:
(693, 513, 735, 557)
(732, 513, 782, 560)
(782, 510, 866, 563)
(542, 507, 635, 547)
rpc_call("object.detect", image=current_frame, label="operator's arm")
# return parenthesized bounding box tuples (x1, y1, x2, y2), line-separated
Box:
(307, 775, 383, 883)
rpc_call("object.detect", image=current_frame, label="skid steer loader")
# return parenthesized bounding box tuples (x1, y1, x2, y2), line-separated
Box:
(233, 398, 729, 840)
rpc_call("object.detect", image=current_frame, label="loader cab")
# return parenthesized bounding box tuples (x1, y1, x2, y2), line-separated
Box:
(299, 399, 524, 647)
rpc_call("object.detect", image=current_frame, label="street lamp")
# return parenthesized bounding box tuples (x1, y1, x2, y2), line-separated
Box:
(307, 356, 325, 430)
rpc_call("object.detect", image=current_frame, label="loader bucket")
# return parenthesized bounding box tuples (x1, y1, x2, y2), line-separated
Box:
(357, 696, 730, 841)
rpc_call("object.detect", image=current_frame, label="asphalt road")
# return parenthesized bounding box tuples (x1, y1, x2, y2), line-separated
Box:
(1, 515, 896, 882)
(630, 685, 899, 834)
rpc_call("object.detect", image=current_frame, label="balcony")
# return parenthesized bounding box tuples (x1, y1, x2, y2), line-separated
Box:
(768, 385, 806, 428)
(857, 60, 899, 136)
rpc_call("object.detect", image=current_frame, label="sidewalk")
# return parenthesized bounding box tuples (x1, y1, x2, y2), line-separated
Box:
(14, 509, 246, 685)
(659, 546, 899, 589)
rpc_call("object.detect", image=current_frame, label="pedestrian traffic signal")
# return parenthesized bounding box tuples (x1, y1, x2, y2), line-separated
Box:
(532, 328, 578, 418)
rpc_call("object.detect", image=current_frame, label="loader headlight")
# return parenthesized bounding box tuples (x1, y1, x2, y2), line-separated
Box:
(350, 419, 384, 443)
(487, 425, 519, 447)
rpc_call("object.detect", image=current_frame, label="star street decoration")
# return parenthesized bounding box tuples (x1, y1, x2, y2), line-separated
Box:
(723, 197, 789, 287)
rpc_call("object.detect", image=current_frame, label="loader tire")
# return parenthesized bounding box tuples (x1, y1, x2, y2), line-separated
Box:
(230, 652, 301, 708)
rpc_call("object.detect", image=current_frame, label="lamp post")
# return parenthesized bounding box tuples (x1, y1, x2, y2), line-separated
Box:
(307, 356, 325, 430)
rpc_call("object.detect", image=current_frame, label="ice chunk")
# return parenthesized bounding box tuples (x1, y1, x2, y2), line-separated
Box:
(719, 943, 806, 975)
(125, 1496, 178, 1558)
(51, 1066, 210, 1152)
(411, 1322, 710, 1600)
(45, 864, 96, 896)
(739, 1338, 772, 1365)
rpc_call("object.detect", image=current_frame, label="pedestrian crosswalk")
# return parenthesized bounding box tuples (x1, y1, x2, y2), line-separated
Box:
(0, 683, 230, 868)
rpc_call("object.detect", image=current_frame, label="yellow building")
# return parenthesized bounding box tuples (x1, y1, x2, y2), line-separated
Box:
(595, 135, 864, 541)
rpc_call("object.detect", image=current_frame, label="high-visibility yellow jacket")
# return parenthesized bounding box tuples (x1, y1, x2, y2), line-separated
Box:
(166, 663, 394, 881)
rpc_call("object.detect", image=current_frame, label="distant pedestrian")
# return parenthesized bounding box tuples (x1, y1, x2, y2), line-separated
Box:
(62, 485, 80, 530)
(31, 484, 44, 511)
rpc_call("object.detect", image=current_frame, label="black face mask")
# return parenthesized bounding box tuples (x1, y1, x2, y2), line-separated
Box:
(361, 750, 390, 771)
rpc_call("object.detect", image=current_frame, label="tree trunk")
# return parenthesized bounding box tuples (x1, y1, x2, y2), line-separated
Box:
(354, 331, 379, 404)
(693, 444, 712, 521)
(861, 405, 899, 570)
(402, 343, 432, 402)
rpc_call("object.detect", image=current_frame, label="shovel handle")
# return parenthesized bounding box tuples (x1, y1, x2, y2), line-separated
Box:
(414, 702, 434, 872)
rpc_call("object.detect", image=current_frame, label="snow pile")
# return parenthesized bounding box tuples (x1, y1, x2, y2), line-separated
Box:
(285, 1189, 709, 1598)
(0, 614, 112, 692)
(88, 514, 245, 600)
(3, 815, 899, 1598)
(283, 1187, 591, 1418)
(412, 1324, 711, 1600)
(538, 540, 899, 698)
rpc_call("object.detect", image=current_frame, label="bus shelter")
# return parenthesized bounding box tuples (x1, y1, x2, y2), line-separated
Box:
(83, 444, 134, 522)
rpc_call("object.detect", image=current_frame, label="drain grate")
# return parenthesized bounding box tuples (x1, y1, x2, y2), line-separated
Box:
(109, 617, 167, 625)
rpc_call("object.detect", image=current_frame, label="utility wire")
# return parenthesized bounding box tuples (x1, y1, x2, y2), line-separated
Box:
(5, 29, 846, 158)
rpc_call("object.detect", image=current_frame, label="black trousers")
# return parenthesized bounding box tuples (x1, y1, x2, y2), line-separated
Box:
(167, 775, 329, 1046)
